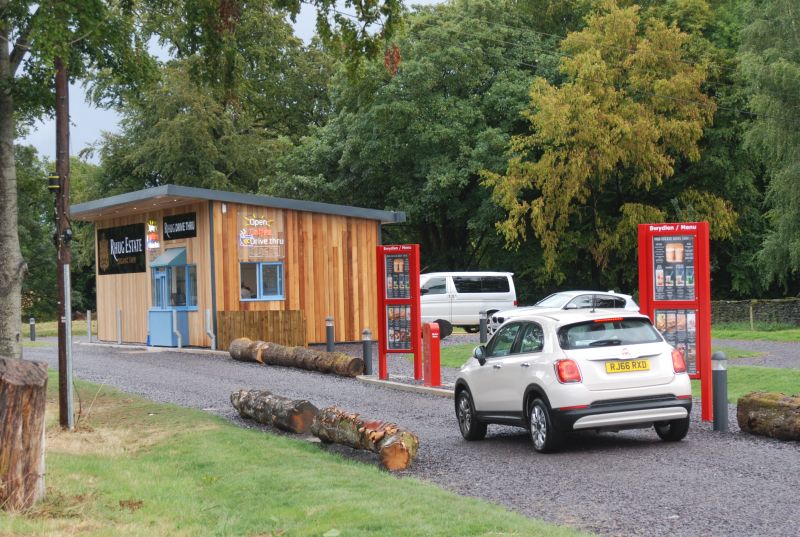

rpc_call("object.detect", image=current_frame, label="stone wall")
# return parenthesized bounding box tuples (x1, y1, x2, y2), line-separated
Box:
(712, 298, 800, 326)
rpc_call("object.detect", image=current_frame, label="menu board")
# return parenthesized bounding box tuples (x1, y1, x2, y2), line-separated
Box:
(655, 309, 697, 375)
(653, 235, 695, 301)
(385, 254, 411, 299)
(386, 305, 412, 350)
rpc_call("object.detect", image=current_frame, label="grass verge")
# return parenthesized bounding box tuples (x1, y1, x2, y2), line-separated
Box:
(692, 365, 800, 403)
(712, 322, 800, 341)
(0, 372, 587, 537)
(22, 320, 98, 339)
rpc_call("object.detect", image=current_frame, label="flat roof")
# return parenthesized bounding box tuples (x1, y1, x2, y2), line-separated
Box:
(70, 184, 406, 224)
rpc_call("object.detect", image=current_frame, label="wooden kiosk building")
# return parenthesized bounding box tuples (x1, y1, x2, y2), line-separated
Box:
(70, 185, 405, 349)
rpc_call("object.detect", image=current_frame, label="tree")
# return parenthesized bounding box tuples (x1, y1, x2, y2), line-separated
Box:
(267, 0, 557, 279)
(1, 0, 403, 359)
(1, 0, 153, 358)
(740, 0, 800, 291)
(483, 1, 735, 288)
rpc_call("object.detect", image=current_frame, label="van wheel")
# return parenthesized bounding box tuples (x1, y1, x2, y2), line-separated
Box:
(435, 319, 453, 339)
(464, 326, 479, 333)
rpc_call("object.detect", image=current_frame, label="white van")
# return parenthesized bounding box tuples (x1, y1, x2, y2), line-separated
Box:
(420, 272, 517, 333)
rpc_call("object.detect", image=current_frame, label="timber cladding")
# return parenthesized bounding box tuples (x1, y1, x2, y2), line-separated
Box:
(213, 202, 380, 344)
(217, 311, 307, 350)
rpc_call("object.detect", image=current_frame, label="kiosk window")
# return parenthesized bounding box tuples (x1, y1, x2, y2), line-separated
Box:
(240, 262, 284, 301)
(151, 265, 197, 309)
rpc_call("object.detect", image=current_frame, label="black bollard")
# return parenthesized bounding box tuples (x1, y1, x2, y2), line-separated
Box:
(325, 316, 334, 352)
(362, 328, 373, 376)
(712, 351, 728, 432)
(479, 310, 488, 344)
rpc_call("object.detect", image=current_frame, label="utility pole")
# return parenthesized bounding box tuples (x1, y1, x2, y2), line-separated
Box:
(54, 56, 74, 430)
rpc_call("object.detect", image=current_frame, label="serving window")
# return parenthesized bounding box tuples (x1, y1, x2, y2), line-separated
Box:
(240, 262, 284, 301)
(151, 265, 197, 309)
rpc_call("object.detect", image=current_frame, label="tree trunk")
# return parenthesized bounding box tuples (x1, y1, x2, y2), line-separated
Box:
(0, 11, 26, 360)
(737, 391, 800, 441)
(311, 407, 420, 471)
(0, 357, 48, 511)
(231, 389, 319, 434)
(229, 340, 364, 377)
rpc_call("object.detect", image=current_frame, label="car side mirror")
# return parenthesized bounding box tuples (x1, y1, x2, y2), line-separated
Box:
(473, 345, 487, 366)
(564, 303, 577, 310)
(420, 288, 429, 296)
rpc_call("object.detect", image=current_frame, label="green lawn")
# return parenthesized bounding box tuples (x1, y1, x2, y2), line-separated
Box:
(0, 372, 587, 537)
(712, 346, 764, 359)
(21, 319, 98, 339)
(440, 343, 478, 369)
(712, 322, 800, 341)
(692, 365, 800, 403)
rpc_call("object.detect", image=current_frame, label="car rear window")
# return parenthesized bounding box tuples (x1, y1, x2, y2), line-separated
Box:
(557, 318, 662, 349)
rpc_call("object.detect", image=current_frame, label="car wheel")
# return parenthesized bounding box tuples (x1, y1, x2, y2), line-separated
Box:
(464, 326, 479, 334)
(654, 417, 690, 442)
(528, 398, 563, 453)
(456, 389, 487, 441)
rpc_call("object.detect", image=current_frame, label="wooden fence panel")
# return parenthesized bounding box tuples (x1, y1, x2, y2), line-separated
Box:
(217, 310, 307, 350)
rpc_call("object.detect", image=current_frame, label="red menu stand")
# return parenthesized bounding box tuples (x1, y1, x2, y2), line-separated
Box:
(376, 245, 422, 381)
(638, 222, 712, 421)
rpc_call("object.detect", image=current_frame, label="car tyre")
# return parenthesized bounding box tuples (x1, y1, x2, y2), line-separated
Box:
(464, 326, 479, 334)
(528, 398, 563, 453)
(456, 389, 487, 441)
(654, 417, 690, 442)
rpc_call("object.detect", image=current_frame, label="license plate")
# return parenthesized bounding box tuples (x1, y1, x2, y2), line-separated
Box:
(606, 359, 650, 373)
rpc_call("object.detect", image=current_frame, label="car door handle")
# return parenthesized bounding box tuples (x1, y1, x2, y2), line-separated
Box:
(521, 363, 530, 368)
(492, 364, 502, 369)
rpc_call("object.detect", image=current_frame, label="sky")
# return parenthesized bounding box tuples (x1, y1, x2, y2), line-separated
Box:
(20, 1, 443, 164)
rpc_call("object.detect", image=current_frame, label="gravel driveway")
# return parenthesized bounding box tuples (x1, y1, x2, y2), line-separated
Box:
(25, 341, 799, 537)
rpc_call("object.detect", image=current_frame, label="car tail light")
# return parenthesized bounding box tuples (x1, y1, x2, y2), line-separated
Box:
(514, 299, 518, 306)
(555, 359, 582, 383)
(672, 349, 687, 374)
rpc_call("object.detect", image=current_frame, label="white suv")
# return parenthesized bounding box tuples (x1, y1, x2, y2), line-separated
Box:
(454, 309, 692, 452)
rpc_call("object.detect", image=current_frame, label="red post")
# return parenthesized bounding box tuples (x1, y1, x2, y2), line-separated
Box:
(422, 322, 441, 387)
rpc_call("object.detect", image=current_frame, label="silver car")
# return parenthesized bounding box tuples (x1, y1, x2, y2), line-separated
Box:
(488, 290, 639, 336)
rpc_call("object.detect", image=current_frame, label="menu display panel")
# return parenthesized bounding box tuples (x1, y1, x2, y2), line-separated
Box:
(385, 254, 411, 299)
(386, 305, 412, 350)
(653, 235, 695, 301)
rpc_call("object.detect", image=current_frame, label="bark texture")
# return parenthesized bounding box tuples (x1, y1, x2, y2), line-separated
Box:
(312, 407, 420, 471)
(0, 9, 26, 360)
(0, 357, 48, 511)
(230, 389, 319, 434)
(737, 391, 800, 441)
(228, 338, 364, 377)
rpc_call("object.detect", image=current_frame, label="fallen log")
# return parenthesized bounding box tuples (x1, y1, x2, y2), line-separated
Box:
(231, 389, 319, 434)
(1, 357, 48, 511)
(311, 407, 420, 471)
(229, 339, 364, 377)
(229, 337, 263, 364)
(737, 391, 800, 441)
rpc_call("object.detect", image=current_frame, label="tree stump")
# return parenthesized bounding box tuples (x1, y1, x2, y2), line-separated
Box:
(737, 391, 800, 441)
(311, 407, 420, 471)
(229, 340, 364, 377)
(231, 389, 319, 434)
(0, 357, 48, 511)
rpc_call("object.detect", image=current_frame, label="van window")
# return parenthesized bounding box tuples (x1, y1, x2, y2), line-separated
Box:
(422, 277, 447, 295)
(452, 276, 510, 294)
(481, 276, 510, 293)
